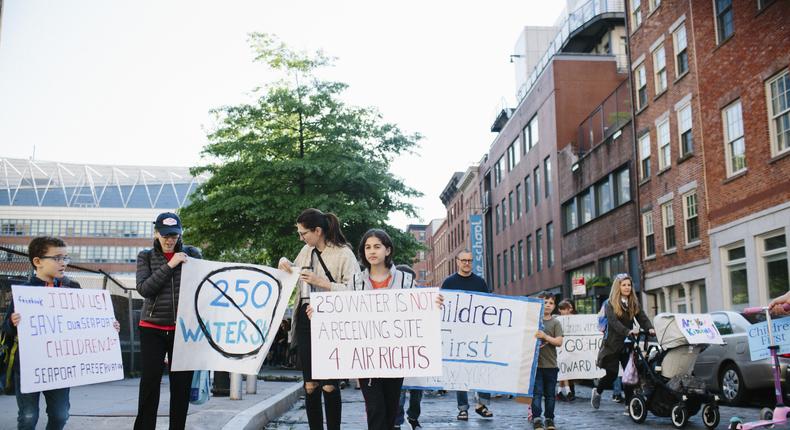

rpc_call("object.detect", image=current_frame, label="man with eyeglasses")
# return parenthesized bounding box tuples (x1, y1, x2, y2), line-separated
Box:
(440, 250, 494, 421)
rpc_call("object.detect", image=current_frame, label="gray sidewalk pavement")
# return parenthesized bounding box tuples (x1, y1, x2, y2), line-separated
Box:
(0, 368, 302, 430)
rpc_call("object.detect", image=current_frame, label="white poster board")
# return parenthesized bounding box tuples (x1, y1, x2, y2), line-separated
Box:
(748, 316, 790, 361)
(404, 292, 543, 397)
(674, 314, 724, 345)
(12, 286, 124, 393)
(310, 288, 442, 379)
(556, 314, 606, 381)
(171, 259, 298, 373)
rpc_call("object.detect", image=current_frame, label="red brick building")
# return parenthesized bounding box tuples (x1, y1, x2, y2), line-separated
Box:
(439, 166, 482, 283)
(627, 0, 789, 313)
(429, 218, 450, 288)
(406, 224, 429, 285)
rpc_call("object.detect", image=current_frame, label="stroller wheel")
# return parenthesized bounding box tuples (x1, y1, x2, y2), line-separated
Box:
(671, 404, 688, 429)
(629, 395, 648, 423)
(702, 404, 720, 429)
(759, 407, 773, 421)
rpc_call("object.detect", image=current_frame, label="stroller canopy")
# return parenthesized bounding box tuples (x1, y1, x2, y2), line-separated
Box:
(654, 313, 725, 349)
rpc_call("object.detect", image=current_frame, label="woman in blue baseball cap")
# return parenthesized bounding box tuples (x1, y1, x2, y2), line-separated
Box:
(134, 212, 203, 430)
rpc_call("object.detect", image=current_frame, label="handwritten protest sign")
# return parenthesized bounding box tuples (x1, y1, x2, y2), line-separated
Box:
(674, 314, 724, 344)
(748, 316, 790, 361)
(556, 314, 605, 381)
(310, 288, 442, 379)
(404, 292, 542, 397)
(12, 286, 123, 393)
(171, 259, 298, 373)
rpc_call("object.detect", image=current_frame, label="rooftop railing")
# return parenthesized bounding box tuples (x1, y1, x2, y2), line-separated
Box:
(577, 79, 632, 154)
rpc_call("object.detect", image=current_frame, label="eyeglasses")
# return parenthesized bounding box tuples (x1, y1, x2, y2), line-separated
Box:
(297, 230, 312, 238)
(40, 255, 71, 264)
(457, 259, 473, 264)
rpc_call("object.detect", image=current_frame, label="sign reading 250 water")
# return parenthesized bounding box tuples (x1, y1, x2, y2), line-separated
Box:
(171, 259, 298, 374)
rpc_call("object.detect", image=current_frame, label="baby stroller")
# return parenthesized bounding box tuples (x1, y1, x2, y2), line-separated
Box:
(626, 314, 721, 429)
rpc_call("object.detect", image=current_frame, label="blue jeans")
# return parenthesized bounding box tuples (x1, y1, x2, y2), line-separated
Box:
(532, 368, 558, 420)
(395, 389, 423, 425)
(14, 369, 70, 430)
(613, 376, 623, 396)
(456, 390, 490, 411)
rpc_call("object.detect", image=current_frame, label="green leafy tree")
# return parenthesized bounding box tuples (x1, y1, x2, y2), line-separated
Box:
(181, 33, 423, 266)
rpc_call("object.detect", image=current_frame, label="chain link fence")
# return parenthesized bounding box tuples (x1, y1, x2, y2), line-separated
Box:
(0, 245, 143, 376)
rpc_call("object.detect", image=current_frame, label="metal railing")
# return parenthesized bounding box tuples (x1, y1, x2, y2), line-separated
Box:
(576, 79, 632, 154)
(0, 245, 143, 376)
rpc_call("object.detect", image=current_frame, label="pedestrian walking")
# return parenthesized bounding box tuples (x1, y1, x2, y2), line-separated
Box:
(531, 292, 563, 430)
(278, 208, 359, 430)
(134, 212, 202, 430)
(440, 250, 494, 421)
(3, 236, 119, 430)
(591, 273, 654, 411)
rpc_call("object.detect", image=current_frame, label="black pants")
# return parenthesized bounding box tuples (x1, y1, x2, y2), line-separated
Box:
(134, 327, 194, 430)
(296, 303, 341, 430)
(597, 344, 633, 401)
(360, 378, 404, 430)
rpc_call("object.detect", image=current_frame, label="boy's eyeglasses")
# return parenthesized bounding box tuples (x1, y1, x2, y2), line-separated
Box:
(40, 256, 72, 264)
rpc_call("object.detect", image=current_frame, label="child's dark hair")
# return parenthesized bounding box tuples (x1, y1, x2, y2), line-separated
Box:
(297, 208, 349, 247)
(537, 291, 555, 302)
(558, 299, 574, 310)
(358, 228, 394, 270)
(28, 236, 67, 267)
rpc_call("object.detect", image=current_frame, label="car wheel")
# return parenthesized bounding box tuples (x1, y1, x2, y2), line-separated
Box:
(720, 363, 745, 405)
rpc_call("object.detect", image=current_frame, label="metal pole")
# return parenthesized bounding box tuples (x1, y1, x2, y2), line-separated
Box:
(128, 289, 135, 374)
(229, 373, 243, 400)
(246, 374, 257, 394)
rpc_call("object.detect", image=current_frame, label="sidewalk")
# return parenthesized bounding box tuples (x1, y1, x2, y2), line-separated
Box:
(0, 368, 302, 430)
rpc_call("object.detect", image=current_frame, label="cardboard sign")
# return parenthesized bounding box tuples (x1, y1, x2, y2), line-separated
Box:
(310, 288, 442, 379)
(748, 316, 790, 361)
(404, 292, 543, 397)
(12, 286, 123, 393)
(674, 314, 724, 345)
(171, 259, 298, 373)
(556, 314, 605, 381)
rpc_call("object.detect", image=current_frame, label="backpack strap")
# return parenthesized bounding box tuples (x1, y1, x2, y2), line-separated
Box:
(312, 249, 336, 283)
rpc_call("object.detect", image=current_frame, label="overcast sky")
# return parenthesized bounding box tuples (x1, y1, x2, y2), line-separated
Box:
(0, 0, 565, 228)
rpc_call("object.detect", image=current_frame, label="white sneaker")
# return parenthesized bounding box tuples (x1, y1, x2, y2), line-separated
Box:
(591, 390, 601, 409)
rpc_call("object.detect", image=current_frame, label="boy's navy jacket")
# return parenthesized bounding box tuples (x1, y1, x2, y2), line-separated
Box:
(1, 276, 81, 370)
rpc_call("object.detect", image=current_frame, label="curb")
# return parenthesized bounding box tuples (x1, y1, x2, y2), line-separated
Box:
(221, 381, 303, 430)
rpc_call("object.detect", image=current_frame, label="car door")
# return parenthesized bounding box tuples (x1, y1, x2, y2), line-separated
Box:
(694, 312, 735, 388)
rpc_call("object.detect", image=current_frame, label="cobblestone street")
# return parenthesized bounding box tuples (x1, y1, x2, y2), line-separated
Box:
(266, 386, 774, 430)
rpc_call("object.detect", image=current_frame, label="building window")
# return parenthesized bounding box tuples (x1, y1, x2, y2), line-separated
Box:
(662, 202, 676, 252)
(658, 119, 671, 170)
(616, 168, 631, 205)
(503, 249, 509, 285)
(715, 0, 734, 43)
(563, 198, 578, 232)
(527, 235, 533, 276)
(683, 191, 700, 244)
(544, 156, 552, 198)
(723, 100, 746, 176)
(649, 0, 661, 12)
(533, 167, 541, 206)
(507, 140, 520, 171)
(510, 245, 516, 282)
(524, 175, 531, 212)
(522, 125, 529, 154)
(599, 252, 625, 279)
(596, 176, 613, 214)
(678, 103, 693, 156)
(767, 70, 790, 157)
(581, 190, 593, 223)
(761, 232, 788, 300)
(636, 65, 648, 110)
(528, 115, 539, 150)
(639, 133, 651, 180)
(673, 25, 688, 76)
(501, 198, 507, 231)
(547, 222, 554, 268)
(536, 228, 543, 272)
(518, 240, 525, 279)
(494, 156, 503, 185)
(726, 244, 748, 308)
(508, 191, 515, 225)
(653, 45, 667, 94)
(631, 0, 642, 29)
(496, 253, 502, 289)
(643, 212, 656, 258)
(495, 204, 501, 234)
(516, 184, 522, 219)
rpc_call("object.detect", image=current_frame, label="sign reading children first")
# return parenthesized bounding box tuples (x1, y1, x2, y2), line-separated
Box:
(12, 286, 124, 393)
(469, 214, 484, 277)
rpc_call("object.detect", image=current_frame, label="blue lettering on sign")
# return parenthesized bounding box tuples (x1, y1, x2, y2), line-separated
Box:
(179, 317, 268, 346)
(208, 278, 272, 309)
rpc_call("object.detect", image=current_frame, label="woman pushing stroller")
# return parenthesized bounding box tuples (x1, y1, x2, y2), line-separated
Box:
(591, 273, 655, 410)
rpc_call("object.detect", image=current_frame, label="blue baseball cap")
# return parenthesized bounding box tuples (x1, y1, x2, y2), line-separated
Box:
(154, 212, 182, 236)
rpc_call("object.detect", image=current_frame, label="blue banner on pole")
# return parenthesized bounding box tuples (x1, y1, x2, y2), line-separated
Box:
(469, 214, 484, 278)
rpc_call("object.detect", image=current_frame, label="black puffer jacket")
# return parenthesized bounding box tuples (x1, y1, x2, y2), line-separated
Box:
(136, 239, 202, 326)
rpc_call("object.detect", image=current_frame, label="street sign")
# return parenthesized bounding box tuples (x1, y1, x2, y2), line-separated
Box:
(572, 277, 586, 296)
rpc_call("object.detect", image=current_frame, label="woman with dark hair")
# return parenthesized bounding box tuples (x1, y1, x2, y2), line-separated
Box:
(591, 273, 655, 410)
(278, 208, 359, 430)
(348, 229, 416, 429)
(134, 212, 202, 430)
